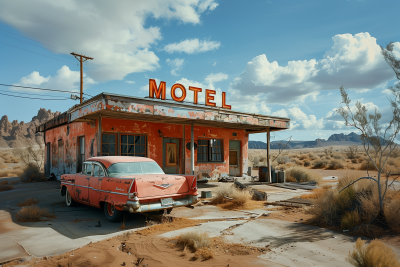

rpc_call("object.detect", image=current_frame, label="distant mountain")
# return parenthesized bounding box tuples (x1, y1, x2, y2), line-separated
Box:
(249, 132, 363, 149)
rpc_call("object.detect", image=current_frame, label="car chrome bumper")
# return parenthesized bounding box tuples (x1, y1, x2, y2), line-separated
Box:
(126, 195, 198, 213)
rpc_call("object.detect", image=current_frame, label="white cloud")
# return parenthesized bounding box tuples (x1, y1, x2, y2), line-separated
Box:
(11, 65, 96, 93)
(230, 33, 399, 104)
(382, 88, 392, 95)
(164, 39, 221, 54)
(125, 80, 135, 84)
(0, 0, 218, 82)
(205, 73, 228, 84)
(212, 62, 217, 66)
(166, 58, 185, 76)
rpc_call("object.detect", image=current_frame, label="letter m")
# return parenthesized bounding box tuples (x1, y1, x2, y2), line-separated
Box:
(149, 79, 166, 100)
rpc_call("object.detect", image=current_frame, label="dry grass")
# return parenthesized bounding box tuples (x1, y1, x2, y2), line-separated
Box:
(313, 159, 329, 169)
(208, 184, 265, 210)
(384, 199, 400, 234)
(18, 198, 39, 207)
(136, 217, 202, 236)
(0, 164, 7, 169)
(327, 159, 345, 170)
(16, 206, 56, 222)
(346, 238, 400, 267)
(0, 180, 8, 185)
(300, 185, 332, 200)
(0, 184, 13, 192)
(286, 167, 322, 184)
(0, 169, 23, 178)
(341, 210, 361, 230)
(178, 231, 211, 250)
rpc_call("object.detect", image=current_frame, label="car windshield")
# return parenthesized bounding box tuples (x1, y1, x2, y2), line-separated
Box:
(107, 162, 164, 177)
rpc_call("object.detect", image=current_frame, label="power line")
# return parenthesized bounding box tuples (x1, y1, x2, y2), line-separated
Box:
(0, 92, 71, 100)
(0, 89, 71, 99)
(0, 83, 94, 97)
(0, 41, 74, 64)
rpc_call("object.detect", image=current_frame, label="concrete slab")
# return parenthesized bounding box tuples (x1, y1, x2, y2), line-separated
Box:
(159, 220, 247, 239)
(223, 219, 357, 267)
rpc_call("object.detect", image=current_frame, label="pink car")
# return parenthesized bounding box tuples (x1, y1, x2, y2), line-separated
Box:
(60, 156, 198, 222)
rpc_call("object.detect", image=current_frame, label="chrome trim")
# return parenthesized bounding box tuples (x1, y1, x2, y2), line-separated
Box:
(153, 183, 174, 189)
(61, 182, 128, 196)
(127, 195, 198, 213)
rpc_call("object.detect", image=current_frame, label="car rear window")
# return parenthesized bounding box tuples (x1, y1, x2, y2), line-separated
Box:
(107, 162, 164, 177)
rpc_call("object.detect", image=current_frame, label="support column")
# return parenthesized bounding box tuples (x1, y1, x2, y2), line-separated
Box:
(190, 121, 194, 175)
(97, 114, 102, 156)
(266, 128, 271, 183)
(182, 125, 185, 174)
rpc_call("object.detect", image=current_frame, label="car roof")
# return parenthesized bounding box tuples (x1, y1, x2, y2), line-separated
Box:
(86, 156, 155, 168)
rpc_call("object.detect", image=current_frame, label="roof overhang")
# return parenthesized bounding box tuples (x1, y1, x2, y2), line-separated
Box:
(37, 93, 290, 133)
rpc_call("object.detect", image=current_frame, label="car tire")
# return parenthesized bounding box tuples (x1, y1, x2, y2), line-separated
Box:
(65, 188, 77, 207)
(104, 202, 123, 222)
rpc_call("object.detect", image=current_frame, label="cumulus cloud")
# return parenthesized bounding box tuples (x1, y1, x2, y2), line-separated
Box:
(125, 80, 135, 84)
(164, 39, 221, 54)
(230, 33, 399, 104)
(166, 58, 185, 76)
(11, 66, 96, 93)
(205, 72, 228, 84)
(0, 0, 218, 81)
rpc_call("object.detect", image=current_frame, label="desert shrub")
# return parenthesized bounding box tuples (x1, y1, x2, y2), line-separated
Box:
(18, 198, 40, 207)
(286, 167, 322, 184)
(178, 231, 211, 250)
(358, 158, 364, 163)
(313, 159, 329, 168)
(0, 184, 13, 192)
(16, 206, 55, 222)
(291, 158, 303, 166)
(341, 210, 361, 230)
(358, 191, 380, 222)
(304, 160, 311, 167)
(352, 158, 358, 164)
(0, 180, 8, 185)
(0, 169, 23, 178)
(299, 154, 308, 160)
(276, 156, 290, 164)
(332, 153, 345, 160)
(309, 153, 318, 160)
(19, 164, 46, 183)
(346, 238, 400, 267)
(210, 184, 252, 208)
(384, 199, 400, 233)
(0, 164, 7, 169)
(327, 159, 344, 170)
(359, 160, 379, 171)
(345, 146, 359, 160)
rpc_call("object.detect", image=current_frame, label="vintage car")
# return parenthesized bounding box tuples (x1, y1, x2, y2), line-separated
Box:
(60, 156, 198, 222)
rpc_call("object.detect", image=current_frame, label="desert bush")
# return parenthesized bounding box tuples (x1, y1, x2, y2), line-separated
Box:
(15, 145, 44, 171)
(291, 158, 303, 166)
(16, 206, 55, 222)
(384, 199, 400, 233)
(324, 147, 333, 156)
(19, 164, 46, 183)
(358, 191, 380, 223)
(299, 154, 308, 160)
(277, 156, 290, 165)
(345, 146, 359, 159)
(312, 159, 329, 168)
(18, 198, 40, 207)
(341, 210, 361, 230)
(0, 180, 8, 185)
(0, 184, 13, 192)
(358, 158, 364, 163)
(178, 231, 211, 251)
(0, 164, 7, 169)
(286, 167, 322, 184)
(327, 159, 344, 170)
(332, 153, 345, 160)
(0, 151, 20, 163)
(346, 238, 400, 267)
(210, 184, 252, 207)
(304, 160, 311, 167)
(352, 158, 358, 164)
(0, 169, 23, 178)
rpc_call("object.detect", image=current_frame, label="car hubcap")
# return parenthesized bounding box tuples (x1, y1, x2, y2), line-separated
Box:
(107, 203, 115, 216)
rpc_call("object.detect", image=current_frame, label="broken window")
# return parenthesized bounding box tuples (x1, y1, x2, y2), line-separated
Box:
(197, 139, 223, 162)
(120, 134, 146, 157)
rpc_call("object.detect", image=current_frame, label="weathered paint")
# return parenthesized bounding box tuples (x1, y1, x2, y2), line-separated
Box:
(45, 121, 98, 179)
(70, 99, 106, 121)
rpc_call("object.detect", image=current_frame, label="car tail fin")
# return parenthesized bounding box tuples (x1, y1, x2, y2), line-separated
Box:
(190, 176, 197, 191)
(129, 179, 138, 198)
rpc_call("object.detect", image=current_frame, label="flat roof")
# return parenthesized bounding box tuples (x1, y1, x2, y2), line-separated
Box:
(37, 92, 290, 133)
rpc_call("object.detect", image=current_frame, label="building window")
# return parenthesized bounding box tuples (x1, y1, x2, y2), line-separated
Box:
(197, 139, 223, 162)
(120, 134, 146, 157)
(102, 134, 116, 156)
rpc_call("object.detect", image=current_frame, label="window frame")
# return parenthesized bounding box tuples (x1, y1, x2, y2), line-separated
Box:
(196, 138, 224, 163)
(101, 133, 117, 156)
(120, 134, 147, 157)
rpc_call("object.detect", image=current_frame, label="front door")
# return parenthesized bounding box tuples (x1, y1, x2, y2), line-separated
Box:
(58, 139, 64, 176)
(163, 138, 180, 174)
(229, 140, 241, 176)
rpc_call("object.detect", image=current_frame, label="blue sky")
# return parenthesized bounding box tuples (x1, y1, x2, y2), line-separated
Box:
(0, 0, 399, 142)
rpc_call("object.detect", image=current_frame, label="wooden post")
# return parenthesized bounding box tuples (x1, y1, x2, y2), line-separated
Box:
(71, 52, 93, 104)
(182, 125, 185, 174)
(267, 128, 271, 183)
(190, 121, 194, 175)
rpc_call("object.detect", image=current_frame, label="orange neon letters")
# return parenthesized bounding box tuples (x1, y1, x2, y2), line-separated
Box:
(189, 86, 202, 104)
(205, 89, 216, 107)
(149, 79, 166, 100)
(222, 92, 231, 110)
(171, 84, 186, 102)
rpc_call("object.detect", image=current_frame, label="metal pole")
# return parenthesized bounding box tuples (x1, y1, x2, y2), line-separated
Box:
(182, 125, 185, 174)
(80, 58, 83, 103)
(267, 129, 271, 183)
(190, 121, 194, 175)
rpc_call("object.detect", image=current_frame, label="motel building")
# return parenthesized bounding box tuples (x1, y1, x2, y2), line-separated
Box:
(36, 79, 290, 180)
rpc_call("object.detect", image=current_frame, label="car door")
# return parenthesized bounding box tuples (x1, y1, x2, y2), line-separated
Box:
(74, 162, 91, 203)
(89, 163, 104, 207)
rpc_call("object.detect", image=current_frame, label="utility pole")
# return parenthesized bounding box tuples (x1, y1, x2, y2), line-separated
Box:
(71, 52, 93, 104)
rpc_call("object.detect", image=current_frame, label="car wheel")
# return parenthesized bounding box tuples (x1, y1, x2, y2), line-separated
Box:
(104, 202, 123, 222)
(65, 188, 76, 207)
